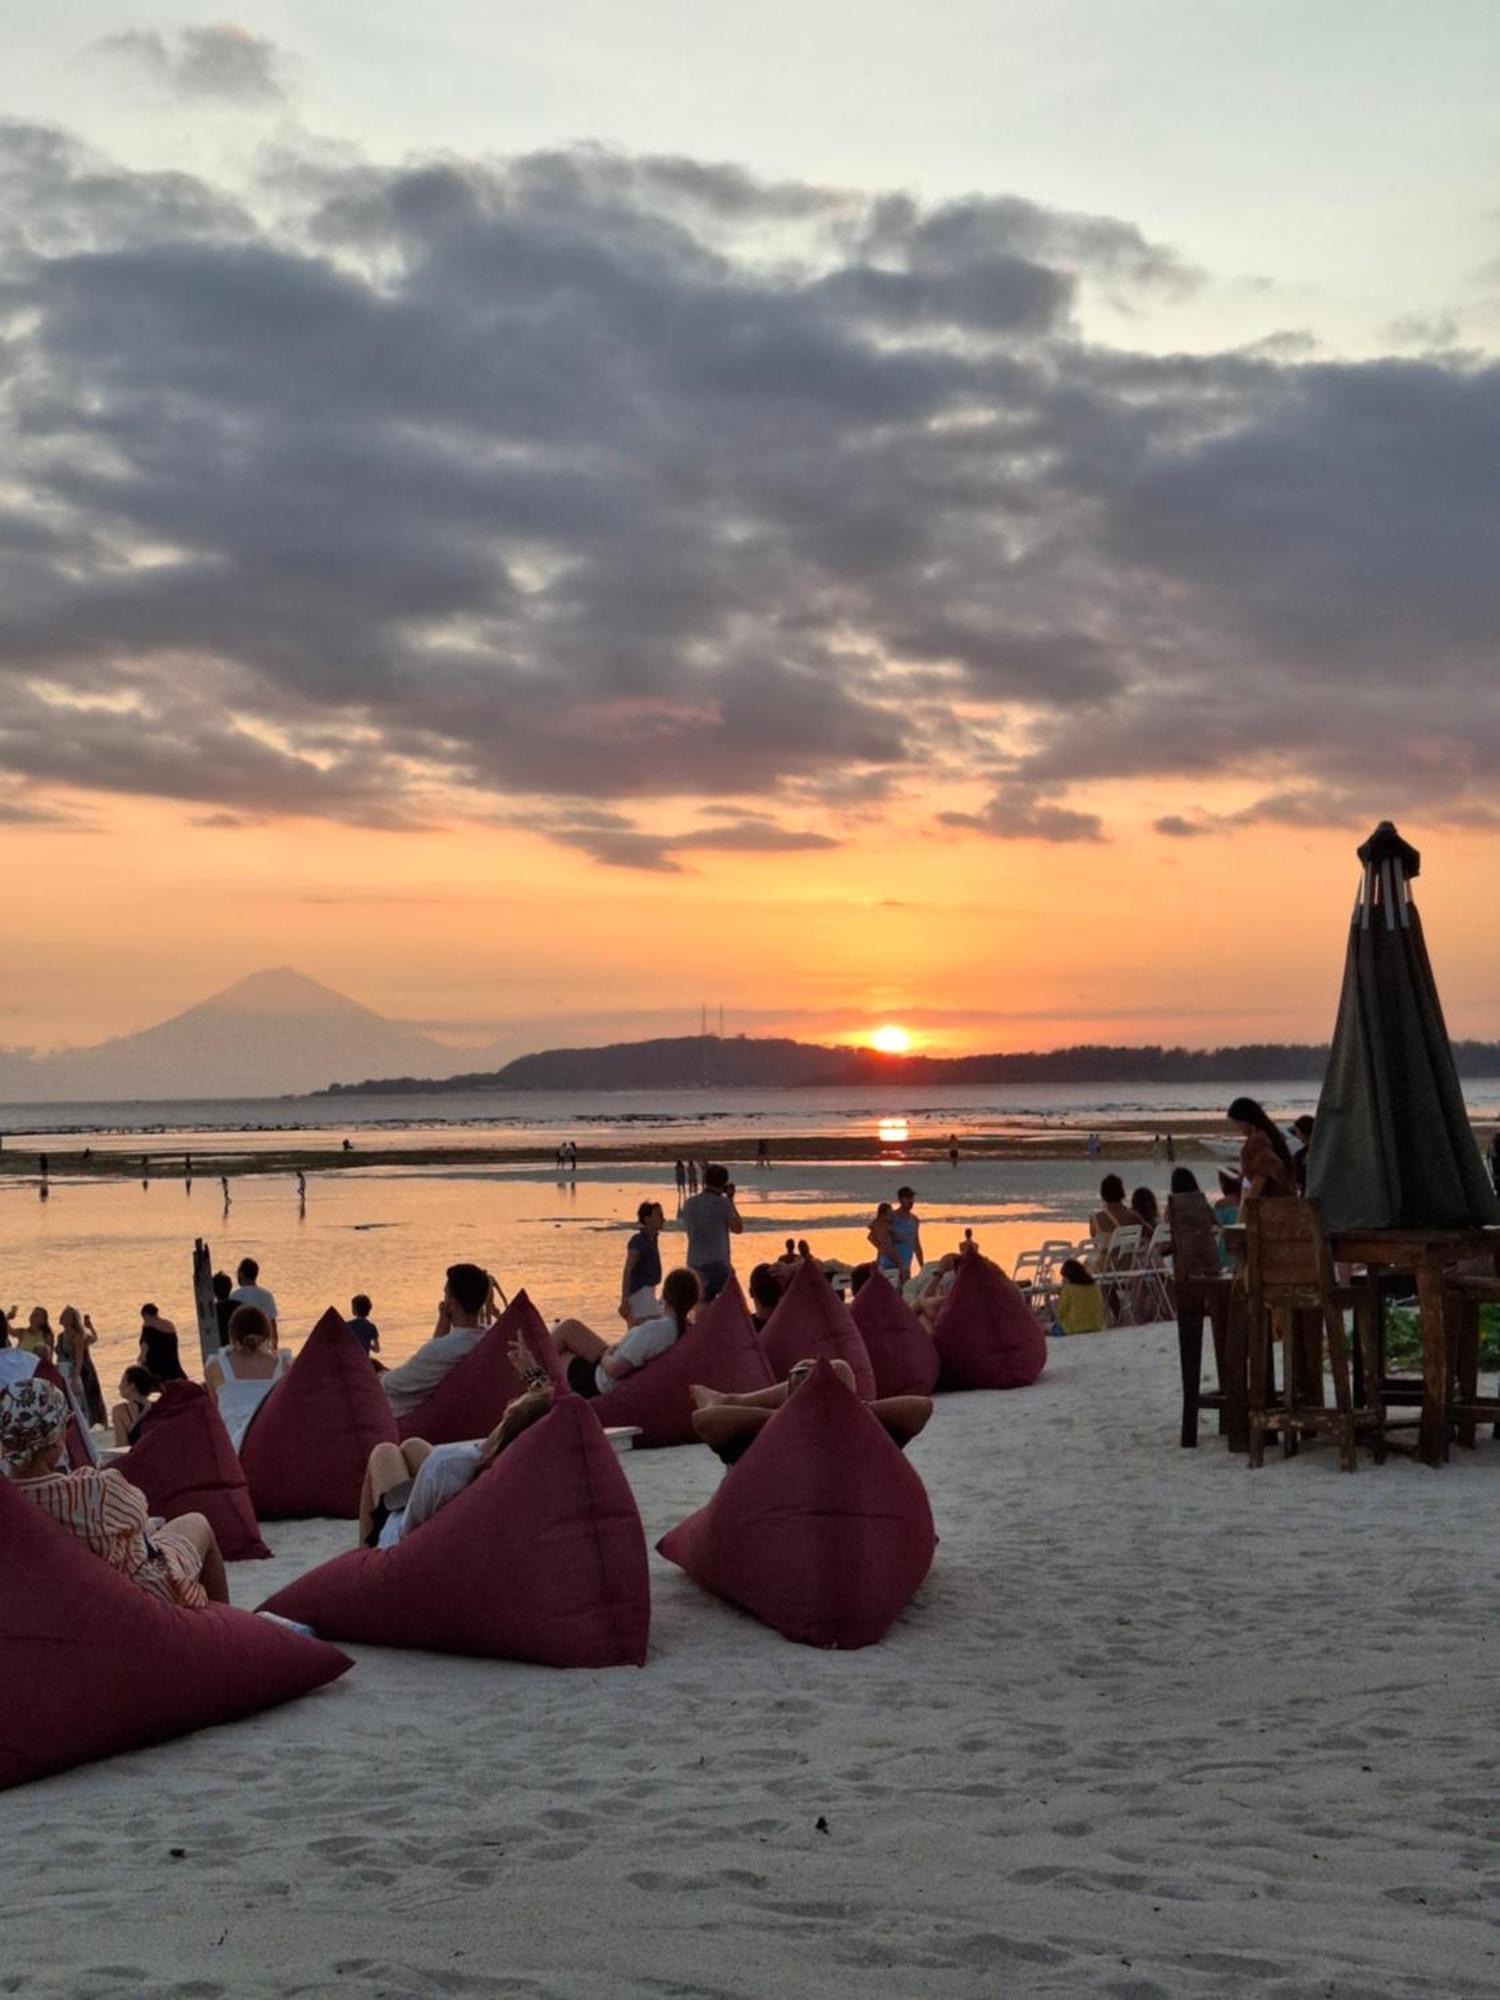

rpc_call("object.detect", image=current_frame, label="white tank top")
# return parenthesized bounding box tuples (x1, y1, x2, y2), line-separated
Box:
(216, 1347, 289, 1452)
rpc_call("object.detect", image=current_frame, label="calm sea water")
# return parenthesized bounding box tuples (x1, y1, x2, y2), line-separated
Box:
(9, 1075, 1480, 1150)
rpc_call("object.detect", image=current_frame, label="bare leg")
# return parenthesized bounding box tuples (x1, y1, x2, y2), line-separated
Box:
(166, 1511, 229, 1604)
(111, 1401, 135, 1447)
(552, 1318, 608, 1364)
(358, 1440, 429, 1542)
(690, 1382, 791, 1411)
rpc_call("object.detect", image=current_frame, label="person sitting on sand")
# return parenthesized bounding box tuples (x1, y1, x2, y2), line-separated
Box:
(0, 1379, 228, 1605)
(379, 1264, 497, 1422)
(550, 1267, 701, 1399)
(138, 1304, 185, 1383)
(1089, 1176, 1147, 1249)
(204, 1306, 290, 1452)
(1227, 1097, 1299, 1201)
(688, 1359, 933, 1465)
(355, 1385, 552, 1549)
(111, 1365, 161, 1446)
(747, 1262, 787, 1329)
(1051, 1259, 1105, 1337)
(619, 1201, 665, 1323)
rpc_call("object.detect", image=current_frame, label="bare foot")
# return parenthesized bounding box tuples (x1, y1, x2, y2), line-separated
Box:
(689, 1384, 724, 1410)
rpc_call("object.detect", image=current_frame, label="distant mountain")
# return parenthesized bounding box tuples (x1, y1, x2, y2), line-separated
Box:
(0, 969, 465, 1103)
(323, 1030, 1500, 1096)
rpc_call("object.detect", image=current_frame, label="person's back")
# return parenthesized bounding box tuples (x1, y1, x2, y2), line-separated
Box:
(139, 1310, 185, 1383)
(680, 1168, 740, 1299)
(231, 1260, 279, 1327)
(346, 1294, 379, 1356)
(207, 1308, 288, 1450)
(1055, 1267, 1106, 1335)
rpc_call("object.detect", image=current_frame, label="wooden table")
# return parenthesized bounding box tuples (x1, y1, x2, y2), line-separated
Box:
(1223, 1223, 1500, 1467)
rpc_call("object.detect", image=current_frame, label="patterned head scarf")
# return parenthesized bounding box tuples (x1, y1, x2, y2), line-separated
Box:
(0, 1378, 69, 1465)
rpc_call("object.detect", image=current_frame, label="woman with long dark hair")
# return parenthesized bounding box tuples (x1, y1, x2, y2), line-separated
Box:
(1226, 1097, 1299, 1200)
(551, 1266, 701, 1398)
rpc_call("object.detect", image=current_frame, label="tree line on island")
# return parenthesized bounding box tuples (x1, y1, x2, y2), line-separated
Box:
(319, 1032, 1500, 1097)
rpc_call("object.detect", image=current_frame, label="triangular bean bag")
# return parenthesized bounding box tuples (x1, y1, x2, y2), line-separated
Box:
(31, 1355, 97, 1468)
(239, 1308, 399, 1519)
(933, 1253, 1048, 1391)
(758, 1259, 876, 1400)
(259, 1391, 650, 1667)
(850, 1275, 940, 1398)
(587, 1276, 778, 1446)
(395, 1293, 540, 1445)
(120, 1380, 271, 1561)
(0, 1478, 351, 1790)
(657, 1360, 936, 1649)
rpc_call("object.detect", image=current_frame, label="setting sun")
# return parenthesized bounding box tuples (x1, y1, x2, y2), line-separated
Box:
(869, 1023, 913, 1054)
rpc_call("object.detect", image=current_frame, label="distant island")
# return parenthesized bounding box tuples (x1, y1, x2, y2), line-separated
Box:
(318, 1031, 1500, 1096)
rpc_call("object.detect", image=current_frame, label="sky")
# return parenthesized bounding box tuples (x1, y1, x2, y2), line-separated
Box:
(3, 5, 1499, 1060)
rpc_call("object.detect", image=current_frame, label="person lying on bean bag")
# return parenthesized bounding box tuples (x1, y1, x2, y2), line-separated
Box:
(0, 1379, 228, 1607)
(688, 1358, 933, 1464)
(549, 1267, 700, 1401)
(355, 1385, 551, 1549)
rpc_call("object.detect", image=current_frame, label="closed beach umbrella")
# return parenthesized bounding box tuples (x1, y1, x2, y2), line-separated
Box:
(1306, 822, 1499, 1231)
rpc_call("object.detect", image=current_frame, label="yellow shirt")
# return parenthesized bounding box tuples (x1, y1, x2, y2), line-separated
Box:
(1056, 1280, 1106, 1335)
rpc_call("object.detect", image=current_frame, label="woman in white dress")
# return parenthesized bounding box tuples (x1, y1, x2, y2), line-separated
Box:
(354, 1385, 551, 1549)
(204, 1305, 290, 1452)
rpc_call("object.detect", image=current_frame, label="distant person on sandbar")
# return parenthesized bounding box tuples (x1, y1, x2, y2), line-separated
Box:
(1, 1380, 227, 1606)
(295, 1171, 307, 1203)
(1226, 1098, 1298, 1202)
(220, 1175, 231, 1210)
(680, 1165, 743, 1301)
(379, 1263, 496, 1422)
(1086, 1133, 1101, 1160)
(550, 1267, 700, 1399)
(948, 1136, 959, 1170)
(619, 1201, 665, 1323)
(356, 1384, 551, 1549)
(756, 1138, 770, 1169)
(230, 1258, 279, 1344)
(674, 1158, 687, 1201)
(686, 1159, 699, 1195)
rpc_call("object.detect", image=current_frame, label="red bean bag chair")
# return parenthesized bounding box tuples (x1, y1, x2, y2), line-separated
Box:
(31, 1355, 96, 1468)
(0, 1477, 351, 1790)
(933, 1253, 1048, 1390)
(119, 1380, 271, 1561)
(259, 1387, 650, 1668)
(759, 1259, 876, 1400)
(239, 1309, 399, 1519)
(850, 1274, 940, 1398)
(657, 1360, 936, 1649)
(395, 1293, 540, 1445)
(585, 1276, 778, 1447)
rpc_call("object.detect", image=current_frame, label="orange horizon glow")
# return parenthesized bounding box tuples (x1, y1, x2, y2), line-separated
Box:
(869, 1024, 914, 1054)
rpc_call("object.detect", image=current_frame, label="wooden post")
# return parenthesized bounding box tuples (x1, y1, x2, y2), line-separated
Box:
(192, 1237, 218, 1371)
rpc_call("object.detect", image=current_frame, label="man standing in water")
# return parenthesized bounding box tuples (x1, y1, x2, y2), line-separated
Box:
(889, 1187, 924, 1286)
(680, 1164, 743, 1301)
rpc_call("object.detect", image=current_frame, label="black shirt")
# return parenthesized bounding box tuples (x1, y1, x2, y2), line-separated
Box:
(140, 1324, 186, 1382)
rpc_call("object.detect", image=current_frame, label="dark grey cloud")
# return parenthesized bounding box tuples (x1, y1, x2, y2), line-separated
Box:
(0, 121, 1496, 857)
(90, 25, 288, 104)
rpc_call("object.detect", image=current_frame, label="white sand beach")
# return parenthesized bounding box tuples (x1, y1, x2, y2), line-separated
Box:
(7, 1324, 1500, 1998)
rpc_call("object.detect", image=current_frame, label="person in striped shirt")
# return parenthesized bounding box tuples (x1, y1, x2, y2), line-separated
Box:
(0, 1380, 227, 1606)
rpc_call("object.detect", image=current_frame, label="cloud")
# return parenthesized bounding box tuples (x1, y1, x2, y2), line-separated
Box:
(89, 24, 288, 104)
(0, 120, 1497, 858)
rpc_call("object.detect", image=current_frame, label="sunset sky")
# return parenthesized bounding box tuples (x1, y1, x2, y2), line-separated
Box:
(4, 5, 1500, 1060)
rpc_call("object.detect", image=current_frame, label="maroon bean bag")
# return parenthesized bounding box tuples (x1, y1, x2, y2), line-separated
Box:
(120, 1380, 271, 1561)
(260, 1388, 650, 1668)
(850, 1274, 940, 1398)
(394, 1293, 540, 1445)
(0, 1477, 351, 1790)
(239, 1309, 398, 1519)
(758, 1259, 876, 1400)
(657, 1360, 936, 1649)
(31, 1355, 95, 1468)
(586, 1276, 778, 1447)
(933, 1253, 1048, 1390)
